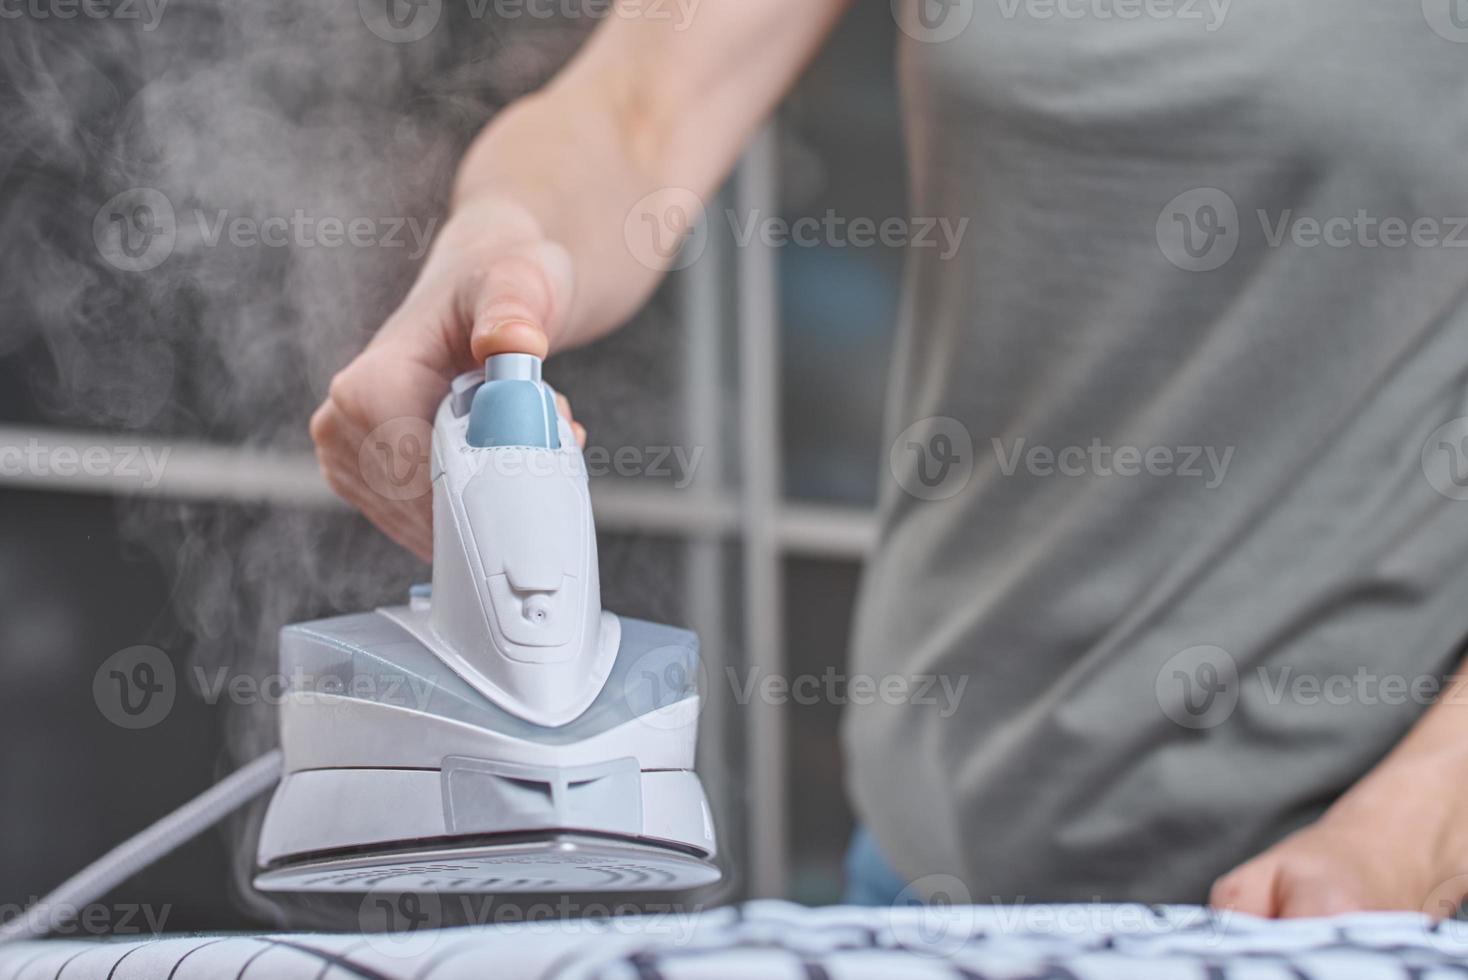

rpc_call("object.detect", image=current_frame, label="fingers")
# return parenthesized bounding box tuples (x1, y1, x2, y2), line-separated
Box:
(1210, 858, 1279, 918)
(1273, 875, 1364, 918)
(554, 392, 587, 448)
(465, 240, 575, 363)
(310, 355, 442, 561)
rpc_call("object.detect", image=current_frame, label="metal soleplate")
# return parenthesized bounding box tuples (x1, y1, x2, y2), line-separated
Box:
(254, 834, 722, 894)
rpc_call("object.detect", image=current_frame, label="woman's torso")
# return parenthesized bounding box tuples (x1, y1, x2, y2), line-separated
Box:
(847, 0, 1468, 902)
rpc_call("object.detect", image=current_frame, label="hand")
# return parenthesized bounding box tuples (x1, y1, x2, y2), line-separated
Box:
(310, 196, 586, 561)
(1210, 773, 1468, 918)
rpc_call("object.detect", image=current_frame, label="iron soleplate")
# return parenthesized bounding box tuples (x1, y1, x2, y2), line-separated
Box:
(254, 834, 721, 894)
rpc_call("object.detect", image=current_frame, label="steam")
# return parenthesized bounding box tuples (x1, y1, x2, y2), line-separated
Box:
(0, 2, 713, 928)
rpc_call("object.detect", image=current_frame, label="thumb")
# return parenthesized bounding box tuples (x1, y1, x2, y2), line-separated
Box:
(464, 239, 574, 363)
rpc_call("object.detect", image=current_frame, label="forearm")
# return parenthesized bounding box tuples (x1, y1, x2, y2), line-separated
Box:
(445, 0, 851, 350)
(1330, 663, 1468, 867)
(447, 87, 676, 349)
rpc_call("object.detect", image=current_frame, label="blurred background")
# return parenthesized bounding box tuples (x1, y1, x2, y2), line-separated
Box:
(0, 1, 905, 928)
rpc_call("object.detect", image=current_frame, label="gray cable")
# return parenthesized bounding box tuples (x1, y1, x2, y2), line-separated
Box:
(0, 749, 283, 945)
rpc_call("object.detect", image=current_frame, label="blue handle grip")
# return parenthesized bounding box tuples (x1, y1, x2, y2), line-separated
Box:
(465, 355, 561, 449)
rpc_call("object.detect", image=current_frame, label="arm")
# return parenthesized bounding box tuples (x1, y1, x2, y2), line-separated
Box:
(311, 0, 851, 558)
(1211, 664, 1468, 916)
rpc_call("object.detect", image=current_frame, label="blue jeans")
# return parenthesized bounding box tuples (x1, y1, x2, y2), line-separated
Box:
(841, 826, 911, 906)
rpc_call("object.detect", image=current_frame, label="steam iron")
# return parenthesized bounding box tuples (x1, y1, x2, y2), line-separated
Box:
(253, 353, 721, 894)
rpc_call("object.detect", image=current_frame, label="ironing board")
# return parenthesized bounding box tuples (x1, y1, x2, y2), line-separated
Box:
(2, 900, 1466, 978)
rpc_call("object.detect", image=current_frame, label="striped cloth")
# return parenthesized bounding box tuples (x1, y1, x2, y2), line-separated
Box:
(3, 900, 1467, 979)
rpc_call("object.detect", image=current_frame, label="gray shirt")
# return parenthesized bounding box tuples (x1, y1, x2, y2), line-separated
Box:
(846, 0, 1468, 903)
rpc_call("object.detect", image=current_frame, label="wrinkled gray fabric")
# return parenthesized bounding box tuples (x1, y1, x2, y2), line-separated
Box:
(846, 1, 1468, 903)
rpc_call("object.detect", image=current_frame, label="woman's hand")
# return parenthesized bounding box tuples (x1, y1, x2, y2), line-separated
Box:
(309, 196, 582, 562)
(1210, 754, 1468, 917)
(309, 0, 850, 558)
